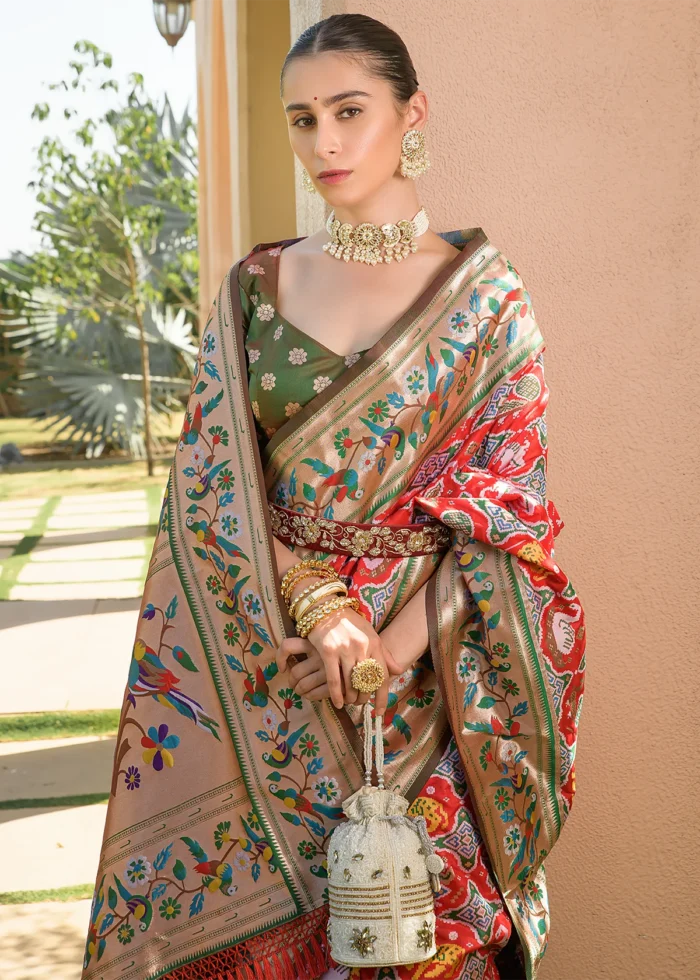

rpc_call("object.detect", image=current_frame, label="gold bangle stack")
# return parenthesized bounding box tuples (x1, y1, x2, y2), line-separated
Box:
(297, 596, 361, 638)
(292, 579, 348, 621)
(280, 558, 336, 604)
(280, 558, 362, 637)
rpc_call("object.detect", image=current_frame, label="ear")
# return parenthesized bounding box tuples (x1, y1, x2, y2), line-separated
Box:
(405, 90, 428, 132)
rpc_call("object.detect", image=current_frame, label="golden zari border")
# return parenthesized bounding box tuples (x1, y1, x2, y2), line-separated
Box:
(268, 502, 451, 558)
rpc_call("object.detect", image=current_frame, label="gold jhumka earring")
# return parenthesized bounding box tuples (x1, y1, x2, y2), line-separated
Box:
(399, 128, 430, 179)
(300, 167, 317, 194)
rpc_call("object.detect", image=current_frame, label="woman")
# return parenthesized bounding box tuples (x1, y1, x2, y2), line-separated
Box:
(82, 13, 585, 980)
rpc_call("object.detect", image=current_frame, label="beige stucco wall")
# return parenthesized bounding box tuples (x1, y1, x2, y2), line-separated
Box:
(285, 2, 697, 978)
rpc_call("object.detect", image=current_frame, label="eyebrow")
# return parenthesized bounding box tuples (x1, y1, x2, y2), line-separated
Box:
(284, 90, 372, 112)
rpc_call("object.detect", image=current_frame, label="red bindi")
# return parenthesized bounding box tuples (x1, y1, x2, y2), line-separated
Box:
(313, 96, 317, 100)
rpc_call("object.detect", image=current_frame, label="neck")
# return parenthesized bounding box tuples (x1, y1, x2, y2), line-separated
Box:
(330, 181, 421, 226)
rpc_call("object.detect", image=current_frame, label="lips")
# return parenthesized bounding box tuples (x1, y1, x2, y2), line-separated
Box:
(318, 169, 351, 178)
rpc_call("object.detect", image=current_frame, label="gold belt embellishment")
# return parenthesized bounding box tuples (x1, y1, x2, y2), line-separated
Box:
(268, 502, 451, 558)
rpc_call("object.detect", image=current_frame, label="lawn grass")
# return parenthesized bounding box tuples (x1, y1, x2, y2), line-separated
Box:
(0, 883, 95, 904)
(0, 417, 55, 449)
(0, 709, 121, 742)
(0, 794, 110, 810)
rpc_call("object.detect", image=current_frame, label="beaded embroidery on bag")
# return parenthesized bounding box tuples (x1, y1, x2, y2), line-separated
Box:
(326, 701, 445, 968)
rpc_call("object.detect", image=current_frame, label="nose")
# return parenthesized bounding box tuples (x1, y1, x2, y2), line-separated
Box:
(313, 117, 341, 162)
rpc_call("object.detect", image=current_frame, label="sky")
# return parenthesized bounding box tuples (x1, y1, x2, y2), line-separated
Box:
(0, 0, 197, 257)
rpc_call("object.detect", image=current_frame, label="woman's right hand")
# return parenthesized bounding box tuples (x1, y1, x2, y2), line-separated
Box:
(281, 570, 403, 714)
(276, 620, 403, 716)
(302, 605, 403, 716)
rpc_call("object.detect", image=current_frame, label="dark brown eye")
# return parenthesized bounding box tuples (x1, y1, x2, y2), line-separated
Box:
(292, 106, 362, 129)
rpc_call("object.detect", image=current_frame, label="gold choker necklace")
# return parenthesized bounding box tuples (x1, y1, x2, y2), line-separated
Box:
(323, 206, 429, 265)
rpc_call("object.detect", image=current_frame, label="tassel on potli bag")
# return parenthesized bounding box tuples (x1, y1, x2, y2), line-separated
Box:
(326, 701, 445, 968)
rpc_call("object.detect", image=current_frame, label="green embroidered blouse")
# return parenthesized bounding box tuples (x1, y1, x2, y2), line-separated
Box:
(238, 244, 368, 441)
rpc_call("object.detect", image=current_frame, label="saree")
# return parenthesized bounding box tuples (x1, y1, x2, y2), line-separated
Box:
(81, 227, 586, 980)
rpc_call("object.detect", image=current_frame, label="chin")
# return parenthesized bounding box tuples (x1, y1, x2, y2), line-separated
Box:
(320, 183, 369, 209)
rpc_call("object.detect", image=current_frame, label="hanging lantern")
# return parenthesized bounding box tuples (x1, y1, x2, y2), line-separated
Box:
(153, 0, 193, 48)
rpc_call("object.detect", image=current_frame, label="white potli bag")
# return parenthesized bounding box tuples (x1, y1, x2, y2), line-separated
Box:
(326, 701, 445, 967)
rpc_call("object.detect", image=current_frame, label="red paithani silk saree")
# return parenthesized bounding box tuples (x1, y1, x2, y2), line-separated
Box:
(82, 228, 586, 980)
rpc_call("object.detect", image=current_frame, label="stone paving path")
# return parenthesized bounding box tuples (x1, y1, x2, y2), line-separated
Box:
(0, 899, 92, 980)
(0, 488, 162, 601)
(0, 488, 162, 713)
(1, 602, 139, 714)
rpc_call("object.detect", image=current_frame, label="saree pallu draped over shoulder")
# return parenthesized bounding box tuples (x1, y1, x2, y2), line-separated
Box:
(82, 228, 586, 980)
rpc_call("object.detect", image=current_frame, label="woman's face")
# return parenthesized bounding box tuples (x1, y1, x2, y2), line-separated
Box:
(282, 51, 423, 206)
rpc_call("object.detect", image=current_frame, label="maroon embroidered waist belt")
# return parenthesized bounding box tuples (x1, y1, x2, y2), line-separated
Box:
(268, 502, 451, 558)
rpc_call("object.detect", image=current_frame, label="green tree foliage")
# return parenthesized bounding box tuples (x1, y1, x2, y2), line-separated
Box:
(0, 41, 199, 469)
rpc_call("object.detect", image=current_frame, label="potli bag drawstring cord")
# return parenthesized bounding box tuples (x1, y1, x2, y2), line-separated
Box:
(363, 700, 385, 789)
(361, 701, 443, 894)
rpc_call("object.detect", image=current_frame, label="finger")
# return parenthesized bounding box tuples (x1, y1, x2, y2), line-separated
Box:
(302, 682, 331, 702)
(295, 669, 328, 697)
(276, 637, 314, 672)
(342, 659, 358, 705)
(373, 662, 391, 718)
(382, 646, 405, 676)
(323, 658, 344, 711)
(290, 656, 322, 682)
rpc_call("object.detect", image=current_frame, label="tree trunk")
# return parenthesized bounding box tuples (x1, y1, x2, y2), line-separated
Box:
(136, 305, 155, 477)
(126, 248, 154, 476)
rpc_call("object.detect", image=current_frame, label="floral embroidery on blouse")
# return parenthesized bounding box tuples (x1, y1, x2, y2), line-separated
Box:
(238, 248, 369, 438)
(256, 303, 275, 321)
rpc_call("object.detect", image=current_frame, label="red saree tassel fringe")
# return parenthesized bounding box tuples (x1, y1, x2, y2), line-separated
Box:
(160, 904, 334, 980)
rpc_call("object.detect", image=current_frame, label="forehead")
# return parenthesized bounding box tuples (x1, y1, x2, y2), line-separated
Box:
(282, 50, 384, 99)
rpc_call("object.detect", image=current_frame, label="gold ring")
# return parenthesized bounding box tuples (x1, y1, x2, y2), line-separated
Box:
(350, 658, 384, 693)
